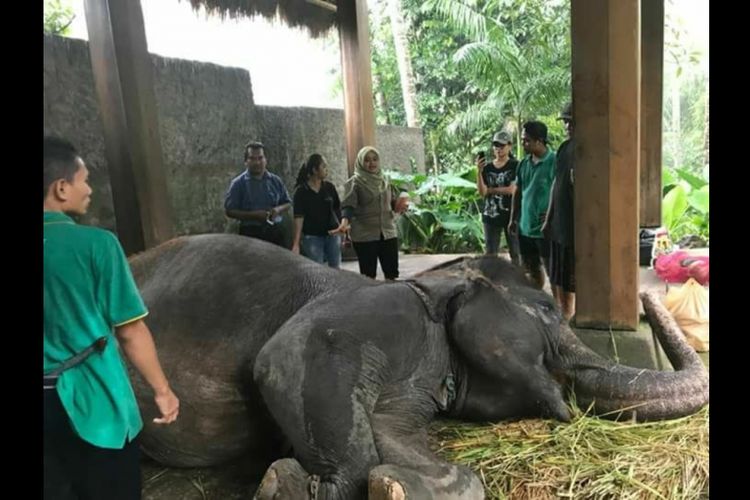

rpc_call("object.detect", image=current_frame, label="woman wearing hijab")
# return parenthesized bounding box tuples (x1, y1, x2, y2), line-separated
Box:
(340, 146, 408, 280)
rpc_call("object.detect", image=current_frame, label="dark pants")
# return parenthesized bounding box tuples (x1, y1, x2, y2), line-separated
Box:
(239, 224, 285, 247)
(352, 235, 399, 280)
(44, 389, 142, 500)
(483, 212, 520, 265)
(519, 235, 551, 284)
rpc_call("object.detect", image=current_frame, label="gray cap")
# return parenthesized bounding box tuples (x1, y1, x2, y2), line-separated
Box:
(492, 131, 512, 145)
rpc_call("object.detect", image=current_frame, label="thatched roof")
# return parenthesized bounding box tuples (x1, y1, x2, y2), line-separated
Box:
(184, 0, 339, 38)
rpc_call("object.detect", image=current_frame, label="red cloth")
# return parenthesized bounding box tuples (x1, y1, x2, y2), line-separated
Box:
(654, 251, 709, 285)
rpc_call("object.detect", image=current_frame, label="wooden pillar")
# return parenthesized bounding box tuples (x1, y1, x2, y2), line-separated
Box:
(84, 0, 174, 254)
(640, 0, 664, 227)
(337, 0, 376, 175)
(572, 0, 640, 330)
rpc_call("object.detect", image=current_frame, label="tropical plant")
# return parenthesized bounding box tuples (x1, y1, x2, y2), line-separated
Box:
(388, 169, 485, 253)
(662, 167, 709, 244)
(44, 0, 75, 36)
(423, 0, 571, 159)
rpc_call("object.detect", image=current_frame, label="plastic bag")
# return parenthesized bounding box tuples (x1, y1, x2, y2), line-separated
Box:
(663, 278, 709, 352)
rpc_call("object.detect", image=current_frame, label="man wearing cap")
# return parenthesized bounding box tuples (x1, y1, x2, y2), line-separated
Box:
(476, 130, 520, 263)
(543, 103, 576, 320)
(44, 136, 180, 499)
(509, 121, 556, 289)
(225, 141, 292, 247)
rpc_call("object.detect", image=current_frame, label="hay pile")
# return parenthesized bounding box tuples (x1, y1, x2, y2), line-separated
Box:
(430, 405, 709, 499)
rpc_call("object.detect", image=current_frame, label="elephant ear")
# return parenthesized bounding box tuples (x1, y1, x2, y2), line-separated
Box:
(407, 273, 478, 323)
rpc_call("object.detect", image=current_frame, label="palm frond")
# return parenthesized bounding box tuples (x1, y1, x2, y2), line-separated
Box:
(423, 0, 487, 41)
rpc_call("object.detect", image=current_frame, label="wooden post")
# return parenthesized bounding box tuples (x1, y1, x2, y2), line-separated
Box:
(84, 0, 174, 254)
(572, 0, 641, 330)
(337, 0, 377, 175)
(640, 0, 664, 227)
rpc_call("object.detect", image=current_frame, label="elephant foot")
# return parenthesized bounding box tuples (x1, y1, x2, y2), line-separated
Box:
(369, 472, 406, 500)
(253, 458, 312, 500)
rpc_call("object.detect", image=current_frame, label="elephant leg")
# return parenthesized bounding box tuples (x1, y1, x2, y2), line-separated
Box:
(255, 329, 387, 499)
(368, 414, 484, 500)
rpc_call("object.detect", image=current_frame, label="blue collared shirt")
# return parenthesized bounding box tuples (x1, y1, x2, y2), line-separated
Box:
(224, 170, 292, 226)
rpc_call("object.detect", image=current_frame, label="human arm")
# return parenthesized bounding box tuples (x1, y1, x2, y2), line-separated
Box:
(476, 155, 489, 197)
(508, 173, 523, 236)
(116, 319, 179, 424)
(541, 178, 556, 238)
(292, 217, 304, 253)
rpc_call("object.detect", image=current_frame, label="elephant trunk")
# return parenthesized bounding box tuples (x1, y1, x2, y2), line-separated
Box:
(556, 291, 708, 421)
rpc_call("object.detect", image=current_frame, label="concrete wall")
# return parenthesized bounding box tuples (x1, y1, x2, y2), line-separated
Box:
(43, 35, 425, 238)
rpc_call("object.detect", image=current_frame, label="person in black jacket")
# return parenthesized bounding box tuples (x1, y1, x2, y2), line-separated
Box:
(543, 103, 576, 320)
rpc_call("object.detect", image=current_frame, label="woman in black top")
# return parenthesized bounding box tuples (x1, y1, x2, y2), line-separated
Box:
(475, 130, 521, 264)
(292, 154, 348, 268)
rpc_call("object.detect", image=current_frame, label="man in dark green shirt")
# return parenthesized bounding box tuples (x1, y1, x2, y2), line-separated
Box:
(44, 137, 180, 499)
(509, 121, 556, 289)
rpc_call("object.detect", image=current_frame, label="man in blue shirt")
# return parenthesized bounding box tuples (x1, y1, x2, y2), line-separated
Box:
(224, 141, 292, 246)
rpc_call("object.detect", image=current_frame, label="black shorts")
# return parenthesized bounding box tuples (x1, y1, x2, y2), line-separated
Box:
(518, 235, 550, 276)
(549, 241, 575, 292)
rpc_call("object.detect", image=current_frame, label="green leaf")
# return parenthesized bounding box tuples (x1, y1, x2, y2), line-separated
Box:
(662, 169, 677, 188)
(675, 168, 708, 190)
(687, 186, 709, 214)
(435, 174, 477, 189)
(662, 184, 688, 232)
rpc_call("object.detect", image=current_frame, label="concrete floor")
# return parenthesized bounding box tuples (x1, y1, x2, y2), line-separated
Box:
(341, 250, 710, 371)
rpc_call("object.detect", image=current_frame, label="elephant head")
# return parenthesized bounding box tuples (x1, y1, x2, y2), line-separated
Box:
(413, 256, 709, 423)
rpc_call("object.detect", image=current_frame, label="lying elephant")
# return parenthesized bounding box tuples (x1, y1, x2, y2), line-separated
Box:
(127, 234, 708, 499)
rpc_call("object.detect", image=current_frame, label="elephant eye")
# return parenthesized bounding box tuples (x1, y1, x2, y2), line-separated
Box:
(537, 301, 555, 313)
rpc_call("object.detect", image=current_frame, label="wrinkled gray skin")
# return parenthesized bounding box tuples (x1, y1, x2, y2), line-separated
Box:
(128, 234, 708, 500)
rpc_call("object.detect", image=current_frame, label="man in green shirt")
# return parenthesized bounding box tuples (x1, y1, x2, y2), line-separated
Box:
(44, 137, 179, 499)
(509, 121, 556, 289)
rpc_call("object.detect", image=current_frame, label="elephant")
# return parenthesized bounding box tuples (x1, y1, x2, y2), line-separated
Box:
(127, 234, 708, 499)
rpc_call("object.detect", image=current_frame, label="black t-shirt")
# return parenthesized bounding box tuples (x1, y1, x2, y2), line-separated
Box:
(481, 158, 518, 225)
(293, 181, 342, 236)
(550, 139, 574, 246)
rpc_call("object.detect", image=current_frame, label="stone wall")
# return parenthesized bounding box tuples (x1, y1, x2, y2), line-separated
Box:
(43, 34, 425, 237)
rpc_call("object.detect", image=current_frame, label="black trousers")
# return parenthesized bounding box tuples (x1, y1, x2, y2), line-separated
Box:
(44, 389, 142, 500)
(352, 235, 399, 280)
(239, 224, 285, 247)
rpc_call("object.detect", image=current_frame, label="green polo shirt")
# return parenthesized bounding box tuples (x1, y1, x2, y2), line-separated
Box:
(44, 211, 146, 449)
(516, 149, 556, 238)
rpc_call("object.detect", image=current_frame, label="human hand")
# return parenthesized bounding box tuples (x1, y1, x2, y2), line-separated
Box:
(394, 193, 410, 214)
(153, 387, 179, 425)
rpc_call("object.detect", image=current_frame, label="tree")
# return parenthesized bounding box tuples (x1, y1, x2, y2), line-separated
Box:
(424, 0, 571, 158)
(44, 0, 75, 36)
(387, 0, 421, 128)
